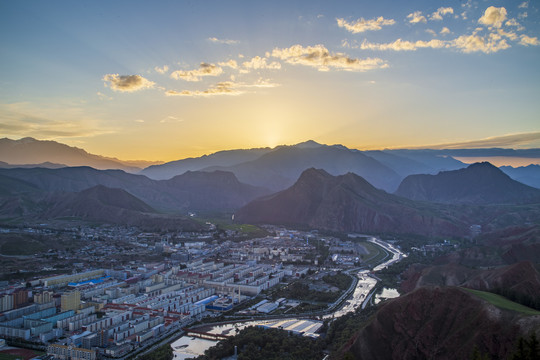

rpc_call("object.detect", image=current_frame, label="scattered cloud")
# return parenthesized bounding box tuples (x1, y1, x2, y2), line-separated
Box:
(453, 32, 510, 53)
(427, 132, 540, 149)
(165, 81, 244, 97)
(170, 63, 223, 82)
(518, 12, 528, 19)
(241, 56, 281, 73)
(336, 16, 395, 33)
(426, 29, 437, 37)
(478, 6, 507, 28)
(154, 65, 169, 74)
(407, 11, 427, 24)
(218, 60, 238, 69)
(356, 28, 513, 54)
(430, 7, 454, 21)
(96, 92, 113, 101)
(505, 18, 525, 31)
(497, 28, 518, 41)
(240, 78, 280, 88)
(208, 37, 239, 45)
(518, 2, 528, 9)
(135, 119, 144, 123)
(102, 74, 155, 92)
(360, 38, 446, 51)
(0, 102, 112, 139)
(159, 115, 183, 123)
(271, 44, 388, 72)
(520, 34, 539, 46)
(441, 27, 451, 35)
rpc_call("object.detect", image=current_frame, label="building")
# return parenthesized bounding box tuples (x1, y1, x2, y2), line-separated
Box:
(61, 291, 81, 312)
(34, 291, 54, 304)
(47, 344, 96, 360)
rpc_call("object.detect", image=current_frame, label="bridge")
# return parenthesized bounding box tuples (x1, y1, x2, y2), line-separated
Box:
(183, 328, 231, 341)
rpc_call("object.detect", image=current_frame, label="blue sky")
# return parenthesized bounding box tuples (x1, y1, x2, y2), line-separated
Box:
(1, 0, 539, 160)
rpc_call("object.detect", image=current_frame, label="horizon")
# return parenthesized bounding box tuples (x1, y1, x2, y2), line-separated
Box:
(2, 136, 540, 167)
(1, 1, 539, 161)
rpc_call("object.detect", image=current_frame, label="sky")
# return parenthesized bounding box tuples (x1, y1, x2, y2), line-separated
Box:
(1, 0, 539, 161)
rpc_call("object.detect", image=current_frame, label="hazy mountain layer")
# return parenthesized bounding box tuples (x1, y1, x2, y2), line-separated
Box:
(205, 142, 403, 192)
(0, 137, 161, 172)
(500, 164, 540, 189)
(0, 167, 269, 213)
(396, 162, 540, 204)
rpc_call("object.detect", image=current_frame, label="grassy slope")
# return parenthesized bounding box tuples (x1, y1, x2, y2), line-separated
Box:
(462, 287, 540, 316)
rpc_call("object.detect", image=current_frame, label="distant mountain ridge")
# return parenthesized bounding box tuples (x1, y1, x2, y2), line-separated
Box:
(0, 137, 161, 172)
(203, 142, 403, 192)
(235, 168, 466, 236)
(395, 162, 540, 204)
(0, 167, 269, 213)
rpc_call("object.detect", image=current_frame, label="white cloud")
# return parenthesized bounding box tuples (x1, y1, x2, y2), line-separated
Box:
(505, 18, 525, 31)
(170, 63, 223, 82)
(165, 81, 244, 97)
(518, 2, 528, 9)
(497, 28, 518, 41)
(241, 56, 281, 72)
(336, 16, 395, 33)
(360, 38, 446, 51)
(218, 60, 238, 69)
(102, 74, 155, 92)
(430, 7, 454, 21)
(154, 65, 169, 74)
(441, 27, 451, 35)
(208, 37, 239, 45)
(271, 44, 388, 72)
(478, 6, 507, 28)
(452, 32, 510, 53)
(426, 29, 437, 37)
(96, 92, 113, 101)
(159, 115, 183, 123)
(520, 35, 539, 46)
(407, 11, 427, 24)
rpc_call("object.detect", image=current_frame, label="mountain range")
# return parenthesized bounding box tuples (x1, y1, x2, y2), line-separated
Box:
(396, 162, 540, 204)
(0, 137, 162, 172)
(234, 166, 540, 236)
(3, 137, 540, 192)
(235, 168, 466, 236)
(0, 167, 269, 217)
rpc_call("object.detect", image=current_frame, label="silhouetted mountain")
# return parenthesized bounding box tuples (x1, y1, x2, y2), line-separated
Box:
(45, 185, 155, 219)
(343, 287, 539, 360)
(206, 142, 402, 192)
(141, 147, 271, 180)
(395, 162, 540, 204)
(235, 168, 465, 236)
(0, 161, 67, 169)
(0, 166, 269, 213)
(383, 149, 467, 173)
(0, 137, 161, 172)
(162, 170, 270, 211)
(501, 164, 540, 189)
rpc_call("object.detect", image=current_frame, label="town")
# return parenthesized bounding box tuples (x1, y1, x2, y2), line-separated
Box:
(0, 224, 384, 359)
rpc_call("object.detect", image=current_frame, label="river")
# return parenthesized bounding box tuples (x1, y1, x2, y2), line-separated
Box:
(171, 237, 405, 359)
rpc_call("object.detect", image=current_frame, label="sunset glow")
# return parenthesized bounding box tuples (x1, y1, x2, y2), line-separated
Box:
(1, 0, 539, 161)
